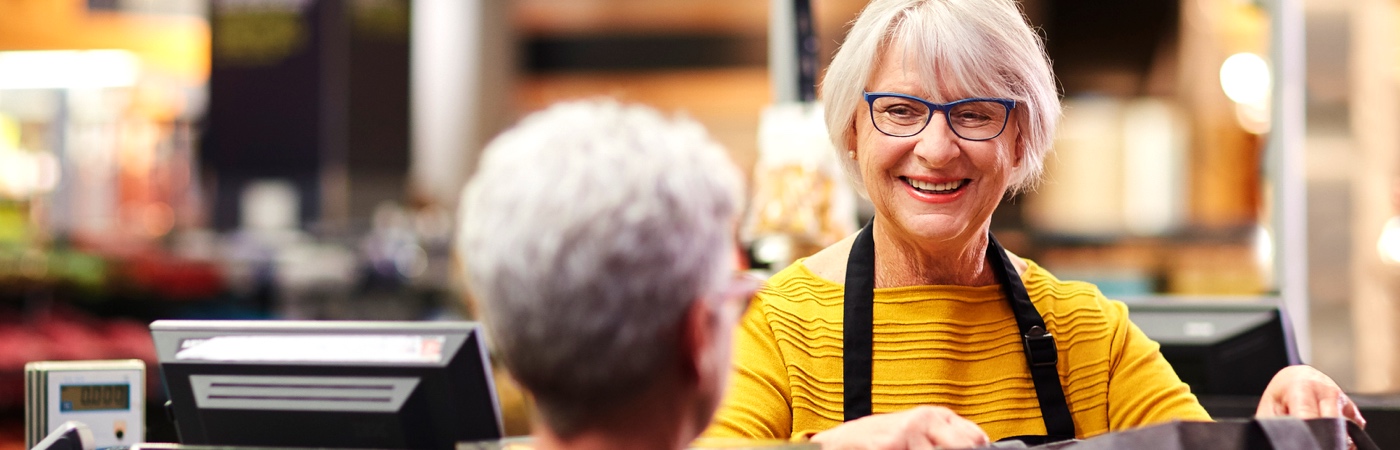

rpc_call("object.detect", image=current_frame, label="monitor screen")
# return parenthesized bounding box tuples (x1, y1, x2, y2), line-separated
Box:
(150, 320, 502, 450)
(1124, 297, 1301, 396)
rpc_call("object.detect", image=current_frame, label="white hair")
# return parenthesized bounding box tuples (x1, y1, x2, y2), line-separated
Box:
(456, 99, 745, 435)
(821, 0, 1060, 196)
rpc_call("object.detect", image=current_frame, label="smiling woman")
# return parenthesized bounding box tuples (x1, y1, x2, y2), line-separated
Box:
(702, 0, 1361, 448)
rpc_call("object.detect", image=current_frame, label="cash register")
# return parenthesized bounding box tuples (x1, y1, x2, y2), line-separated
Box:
(149, 320, 502, 450)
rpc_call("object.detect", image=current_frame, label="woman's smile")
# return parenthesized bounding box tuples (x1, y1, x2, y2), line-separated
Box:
(900, 176, 971, 203)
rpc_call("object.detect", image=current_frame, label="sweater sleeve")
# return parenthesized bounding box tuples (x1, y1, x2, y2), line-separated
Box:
(703, 292, 794, 440)
(1104, 299, 1212, 429)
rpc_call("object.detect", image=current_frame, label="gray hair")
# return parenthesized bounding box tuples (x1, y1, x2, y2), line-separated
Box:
(456, 100, 745, 435)
(821, 0, 1060, 195)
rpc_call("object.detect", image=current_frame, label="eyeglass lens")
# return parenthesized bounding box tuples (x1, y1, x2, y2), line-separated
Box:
(723, 273, 762, 319)
(869, 97, 1009, 140)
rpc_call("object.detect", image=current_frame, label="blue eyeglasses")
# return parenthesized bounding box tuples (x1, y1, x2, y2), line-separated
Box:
(863, 92, 1016, 141)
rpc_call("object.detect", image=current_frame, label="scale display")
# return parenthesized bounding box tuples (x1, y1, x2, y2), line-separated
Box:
(25, 360, 145, 450)
(59, 384, 130, 412)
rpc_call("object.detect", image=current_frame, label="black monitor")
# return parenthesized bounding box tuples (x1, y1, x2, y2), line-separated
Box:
(150, 320, 502, 450)
(1123, 297, 1301, 396)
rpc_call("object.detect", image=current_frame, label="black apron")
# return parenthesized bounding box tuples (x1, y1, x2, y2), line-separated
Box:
(841, 220, 1076, 445)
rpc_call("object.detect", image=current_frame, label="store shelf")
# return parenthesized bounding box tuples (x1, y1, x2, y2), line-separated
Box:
(517, 67, 771, 175)
(516, 0, 768, 36)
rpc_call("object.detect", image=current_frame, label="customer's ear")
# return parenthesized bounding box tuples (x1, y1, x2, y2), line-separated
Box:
(677, 298, 717, 386)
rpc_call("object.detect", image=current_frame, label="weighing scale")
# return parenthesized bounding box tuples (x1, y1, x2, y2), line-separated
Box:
(26, 360, 145, 449)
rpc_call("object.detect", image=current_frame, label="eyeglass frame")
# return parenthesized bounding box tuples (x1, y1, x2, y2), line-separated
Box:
(862, 92, 1017, 141)
(708, 272, 763, 323)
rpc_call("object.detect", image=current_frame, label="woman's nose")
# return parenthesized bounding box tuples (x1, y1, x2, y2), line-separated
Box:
(912, 113, 960, 166)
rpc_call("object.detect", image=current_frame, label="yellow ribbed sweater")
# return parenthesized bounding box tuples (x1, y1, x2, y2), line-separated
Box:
(706, 257, 1210, 442)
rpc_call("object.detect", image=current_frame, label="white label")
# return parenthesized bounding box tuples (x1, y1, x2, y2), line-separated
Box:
(1183, 321, 1216, 338)
(176, 335, 445, 363)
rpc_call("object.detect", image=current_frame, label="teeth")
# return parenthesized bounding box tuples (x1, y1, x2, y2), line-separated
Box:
(907, 178, 963, 192)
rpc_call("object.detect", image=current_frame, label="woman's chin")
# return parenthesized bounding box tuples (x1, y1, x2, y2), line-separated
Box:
(886, 213, 978, 244)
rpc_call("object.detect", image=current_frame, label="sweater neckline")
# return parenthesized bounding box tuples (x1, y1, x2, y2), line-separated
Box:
(791, 256, 1045, 294)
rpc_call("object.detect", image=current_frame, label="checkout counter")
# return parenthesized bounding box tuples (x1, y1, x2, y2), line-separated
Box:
(30, 320, 818, 450)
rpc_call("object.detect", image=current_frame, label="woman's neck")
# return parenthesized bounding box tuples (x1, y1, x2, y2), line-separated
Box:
(532, 426, 689, 450)
(871, 221, 995, 288)
(529, 378, 701, 450)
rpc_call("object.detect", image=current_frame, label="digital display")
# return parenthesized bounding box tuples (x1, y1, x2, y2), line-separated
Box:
(59, 384, 129, 412)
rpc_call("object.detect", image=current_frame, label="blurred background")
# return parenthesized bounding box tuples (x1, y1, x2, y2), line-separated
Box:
(0, 0, 1397, 447)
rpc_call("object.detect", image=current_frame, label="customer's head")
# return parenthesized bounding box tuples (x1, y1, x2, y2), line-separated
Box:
(457, 100, 751, 439)
(821, 0, 1060, 196)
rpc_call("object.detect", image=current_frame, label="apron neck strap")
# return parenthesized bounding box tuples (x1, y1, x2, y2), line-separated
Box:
(841, 220, 1076, 442)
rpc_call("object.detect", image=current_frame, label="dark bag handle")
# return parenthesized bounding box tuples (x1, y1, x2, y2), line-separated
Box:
(1260, 417, 1379, 450)
(1001, 418, 1376, 450)
(1257, 418, 1325, 450)
(1346, 420, 1380, 450)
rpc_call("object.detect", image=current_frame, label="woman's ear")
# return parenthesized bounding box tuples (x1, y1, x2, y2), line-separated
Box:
(676, 298, 714, 385)
(845, 114, 860, 153)
(1013, 138, 1025, 168)
(1002, 116, 1027, 179)
(1011, 115, 1027, 168)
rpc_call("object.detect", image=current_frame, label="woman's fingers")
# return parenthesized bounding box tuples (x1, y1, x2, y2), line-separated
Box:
(1256, 389, 1284, 417)
(920, 409, 988, 449)
(1316, 388, 1342, 419)
(1282, 381, 1322, 418)
(951, 416, 991, 448)
(1341, 393, 1367, 429)
(811, 406, 989, 450)
(1256, 365, 1367, 427)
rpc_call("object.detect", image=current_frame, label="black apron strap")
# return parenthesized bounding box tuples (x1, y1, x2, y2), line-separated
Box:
(986, 233, 1077, 442)
(840, 221, 1076, 443)
(842, 220, 876, 421)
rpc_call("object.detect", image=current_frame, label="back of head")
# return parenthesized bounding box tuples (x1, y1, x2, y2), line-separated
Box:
(457, 100, 745, 436)
(821, 0, 1061, 196)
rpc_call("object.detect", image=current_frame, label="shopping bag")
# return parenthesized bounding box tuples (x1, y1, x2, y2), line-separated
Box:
(980, 417, 1377, 450)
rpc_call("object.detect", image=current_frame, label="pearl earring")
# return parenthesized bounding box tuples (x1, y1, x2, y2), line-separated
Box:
(848, 151, 857, 160)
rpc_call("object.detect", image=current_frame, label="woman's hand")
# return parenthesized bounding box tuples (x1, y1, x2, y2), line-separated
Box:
(810, 406, 990, 450)
(1255, 365, 1366, 428)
